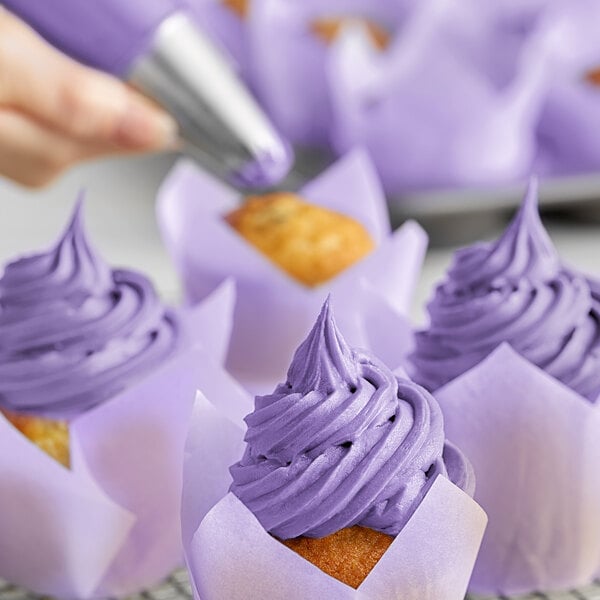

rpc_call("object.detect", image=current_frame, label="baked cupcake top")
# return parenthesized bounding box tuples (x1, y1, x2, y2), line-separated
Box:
(225, 192, 375, 287)
(230, 297, 473, 539)
(0, 202, 179, 419)
(413, 180, 600, 400)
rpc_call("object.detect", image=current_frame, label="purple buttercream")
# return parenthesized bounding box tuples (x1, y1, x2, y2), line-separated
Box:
(1, 0, 181, 76)
(231, 143, 294, 190)
(229, 297, 473, 539)
(413, 179, 600, 400)
(0, 201, 179, 419)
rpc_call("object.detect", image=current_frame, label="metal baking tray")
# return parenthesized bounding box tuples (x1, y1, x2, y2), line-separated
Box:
(280, 147, 600, 247)
(388, 172, 600, 246)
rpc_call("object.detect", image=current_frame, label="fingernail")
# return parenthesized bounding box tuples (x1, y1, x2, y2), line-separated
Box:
(115, 103, 179, 149)
(154, 111, 180, 148)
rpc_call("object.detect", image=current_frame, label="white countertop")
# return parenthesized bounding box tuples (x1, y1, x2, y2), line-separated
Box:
(1, 153, 599, 326)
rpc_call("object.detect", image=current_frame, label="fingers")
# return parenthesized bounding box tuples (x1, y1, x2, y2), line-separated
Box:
(0, 9, 180, 187)
(0, 9, 179, 151)
(0, 109, 140, 188)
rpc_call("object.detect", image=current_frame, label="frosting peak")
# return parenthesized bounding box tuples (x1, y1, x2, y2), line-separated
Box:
(1, 199, 112, 308)
(230, 299, 473, 539)
(413, 181, 600, 400)
(0, 201, 180, 418)
(447, 179, 559, 291)
(286, 296, 358, 395)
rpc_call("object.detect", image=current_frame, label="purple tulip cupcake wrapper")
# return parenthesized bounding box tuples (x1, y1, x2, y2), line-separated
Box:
(246, 0, 409, 148)
(157, 149, 426, 393)
(533, 0, 600, 176)
(327, 0, 554, 194)
(0, 281, 236, 600)
(181, 387, 487, 600)
(436, 344, 600, 596)
(183, 0, 250, 76)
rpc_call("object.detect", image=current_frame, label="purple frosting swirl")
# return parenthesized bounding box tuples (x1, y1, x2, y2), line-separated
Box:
(230, 297, 473, 539)
(0, 201, 179, 419)
(413, 180, 600, 400)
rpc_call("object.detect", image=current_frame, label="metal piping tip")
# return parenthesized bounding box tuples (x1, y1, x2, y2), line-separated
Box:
(232, 142, 293, 189)
(129, 12, 293, 188)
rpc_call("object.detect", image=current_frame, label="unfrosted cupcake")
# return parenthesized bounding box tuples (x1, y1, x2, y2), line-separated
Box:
(247, 0, 404, 147)
(328, 0, 549, 194)
(225, 191, 375, 287)
(534, 0, 600, 176)
(412, 179, 600, 400)
(158, 152, 426, 391)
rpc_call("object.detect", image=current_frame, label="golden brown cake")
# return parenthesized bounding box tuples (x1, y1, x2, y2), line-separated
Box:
(3, 411, 70, 468)
(311, 17, 391, 51)
(222, 0, 248, 18)
(585, 67, 600, 86)
(225, 192, 375, 287)
(281, 526, 393, 588)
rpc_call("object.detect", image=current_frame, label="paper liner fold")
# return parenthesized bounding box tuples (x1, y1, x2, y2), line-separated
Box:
(0, 414, 134, 599)
(157, 150, 427, 392)
(184, 0, 250, 76)
(181, 389, 251, 549)
(328, 0, 549, 194)
(246, 0, 408, 147)
(534, 0, 600, 175)
(0, 284, 235, 598)
(182, 387, 486, 600)
(182, 277, 236, 365)
(436, 343, 600, 595)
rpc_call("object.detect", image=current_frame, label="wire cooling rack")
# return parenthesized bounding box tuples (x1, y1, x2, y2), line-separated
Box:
(467, 584, 600, 600)
(2, 569, 600, 600)
(0, 571, 193, 600)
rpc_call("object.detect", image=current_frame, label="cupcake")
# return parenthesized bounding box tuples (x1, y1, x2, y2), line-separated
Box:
(0, 200, 235, 598)
(409, 181, 600, 594)
(0, 411, 69, 466)
(310, 16, 390, 52)
(158, 150, 426, 392)
(181, 298, 487, 599)
(0, 202, 179, 455)
(411, 179, 600, 400)
(534, 0, 600, 176)
(328, 0, 549, 193)
(246, 0, 407, 147)
(184, 0, 251, 77)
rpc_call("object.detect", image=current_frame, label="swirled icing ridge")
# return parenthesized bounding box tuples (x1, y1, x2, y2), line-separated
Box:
(230, 297, 473, 539)
(0, 201, 179, 418)
(413, 180, 600, 400)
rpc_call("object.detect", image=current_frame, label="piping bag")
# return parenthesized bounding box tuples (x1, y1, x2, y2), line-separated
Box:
(2, 0, 293, 188)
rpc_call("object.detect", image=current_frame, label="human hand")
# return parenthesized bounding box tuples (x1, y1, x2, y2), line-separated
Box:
(0, 8, 179, 187)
